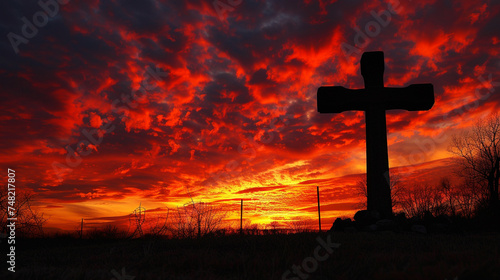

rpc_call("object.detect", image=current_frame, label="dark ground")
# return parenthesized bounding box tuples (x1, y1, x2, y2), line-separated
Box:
(2, 231, 500, 280)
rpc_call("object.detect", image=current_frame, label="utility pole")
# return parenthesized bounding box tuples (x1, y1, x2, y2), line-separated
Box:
(317, 186, 321, 232)
(240, 199, 243, 235)
(80, 218, 84, 239)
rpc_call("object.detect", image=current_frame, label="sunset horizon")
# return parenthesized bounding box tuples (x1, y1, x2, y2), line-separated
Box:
(38, 156, 459, 234)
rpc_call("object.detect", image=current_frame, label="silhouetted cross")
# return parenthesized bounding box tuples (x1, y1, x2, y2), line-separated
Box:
(317, 51, 434, 218)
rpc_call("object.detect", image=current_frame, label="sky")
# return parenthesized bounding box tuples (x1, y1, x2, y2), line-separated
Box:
(1, 0, 499, 232)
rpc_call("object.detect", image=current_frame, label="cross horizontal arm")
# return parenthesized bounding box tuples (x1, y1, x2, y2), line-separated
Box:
(317, 84, 434, 113)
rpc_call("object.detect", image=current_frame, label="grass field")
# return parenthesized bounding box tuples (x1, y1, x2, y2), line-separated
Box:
(2, 231, 500, 279)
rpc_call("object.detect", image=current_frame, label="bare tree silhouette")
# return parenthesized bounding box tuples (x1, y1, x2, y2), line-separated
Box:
(286, 219, 313, 233)
(398, 183, 444, 218)
(449, 113, 500, 209)
(0, 189, 47, 237)
(172, 201, 226, 238)
(171, 187, 226, 238)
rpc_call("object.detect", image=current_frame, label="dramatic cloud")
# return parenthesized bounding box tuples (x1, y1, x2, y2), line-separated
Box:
(1, 0, 499, 231)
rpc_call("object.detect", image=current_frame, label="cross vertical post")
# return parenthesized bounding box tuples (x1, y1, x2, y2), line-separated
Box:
(361, 52, 392, 218)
